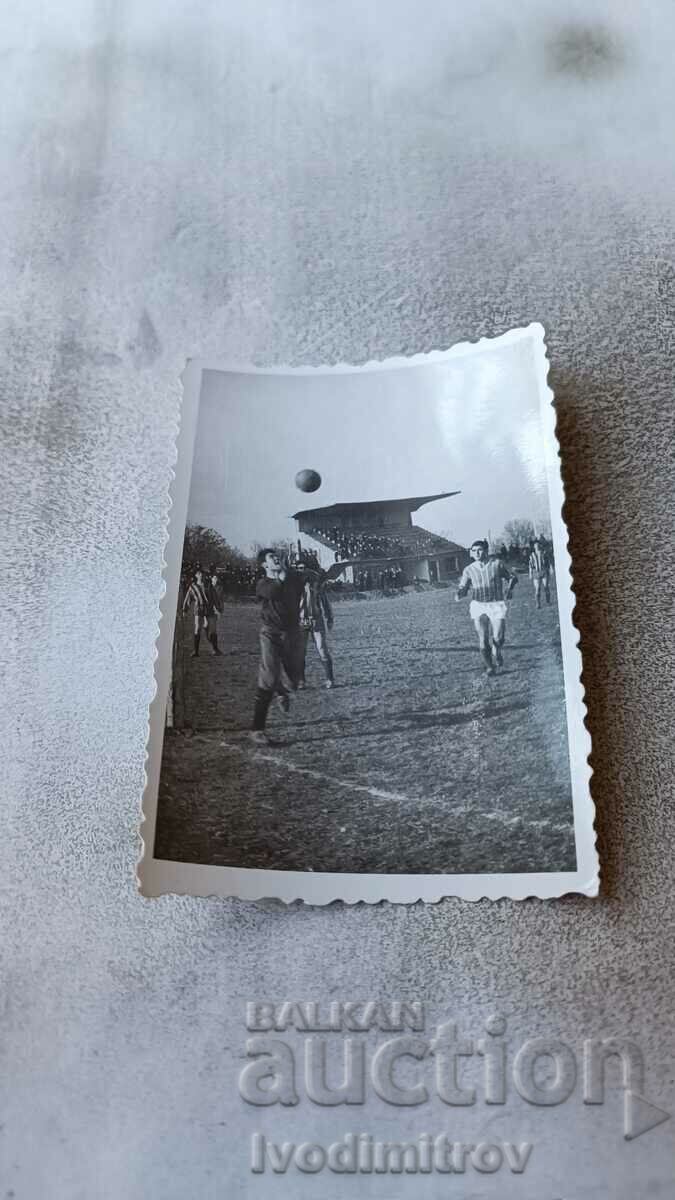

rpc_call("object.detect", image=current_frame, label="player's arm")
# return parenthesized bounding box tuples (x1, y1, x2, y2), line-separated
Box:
(280, 551, 295, 581)
(323, 561, 350, 582)
(256, 577, 282, 600)
(499, 561, 518, 598)
(455, 566, 471, 601)
(209, 582, 223, 613)
(182, 583, 193, 613)
(321, 585, 334, 629)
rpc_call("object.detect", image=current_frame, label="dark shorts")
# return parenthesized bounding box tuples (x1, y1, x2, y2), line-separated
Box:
(257, 627, 304, 692)
(193, 612, 218, 636)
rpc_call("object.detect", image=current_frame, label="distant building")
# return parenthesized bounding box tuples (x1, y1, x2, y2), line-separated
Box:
(292, 492, 467, 585)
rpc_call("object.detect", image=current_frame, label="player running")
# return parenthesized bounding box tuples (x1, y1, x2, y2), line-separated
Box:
(182, 564, 223, 657)
(250, 549, 306, 743)
(455, 540, 518, 675)
(528, 537, 553, 609)
(298, 569, 335, 689)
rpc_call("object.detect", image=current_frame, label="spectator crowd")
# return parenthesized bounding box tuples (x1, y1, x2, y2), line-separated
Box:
(353, 564, 405, 593)
(308, 524, 450, 563)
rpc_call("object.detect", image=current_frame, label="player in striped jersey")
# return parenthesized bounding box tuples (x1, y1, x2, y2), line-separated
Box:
(298, 568, 336, 689)
(182, 565, 223, 657)
(456, 539, 518, 675)
(528, 537, 552, 608)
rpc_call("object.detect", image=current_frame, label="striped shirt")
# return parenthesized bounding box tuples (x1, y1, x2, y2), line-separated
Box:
(182, 579, 221, 617)
(457, 558, 516, 603)
(529, 547, 551, 578)
(299, 573, 333, 631)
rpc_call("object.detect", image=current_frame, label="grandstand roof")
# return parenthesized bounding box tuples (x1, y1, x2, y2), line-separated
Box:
(292, 491, 459, 520)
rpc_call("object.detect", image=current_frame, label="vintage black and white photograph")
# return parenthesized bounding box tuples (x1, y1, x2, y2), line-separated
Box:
(140, 325, 597, 901)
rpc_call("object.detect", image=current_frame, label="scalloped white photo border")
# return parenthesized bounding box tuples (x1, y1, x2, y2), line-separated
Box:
(138, 324, 598, 902)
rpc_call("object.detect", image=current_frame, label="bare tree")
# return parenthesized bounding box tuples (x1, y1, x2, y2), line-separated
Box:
(183, 525, 253, 572)
(501, 518, 536, 549)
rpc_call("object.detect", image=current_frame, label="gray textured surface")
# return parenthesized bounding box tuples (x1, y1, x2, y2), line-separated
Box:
(2, 2, 674, 1196)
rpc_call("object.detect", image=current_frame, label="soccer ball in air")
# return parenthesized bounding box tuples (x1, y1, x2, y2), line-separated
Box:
(295, 468, 322, 493)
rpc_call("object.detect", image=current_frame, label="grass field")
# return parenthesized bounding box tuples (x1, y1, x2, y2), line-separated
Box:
(154, 580, 577, 874)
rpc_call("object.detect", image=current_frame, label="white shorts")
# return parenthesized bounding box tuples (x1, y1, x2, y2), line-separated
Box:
(470, 600, 508, 625)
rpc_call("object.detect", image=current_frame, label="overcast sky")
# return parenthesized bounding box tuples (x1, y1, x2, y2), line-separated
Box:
(188, 336, 550, 555)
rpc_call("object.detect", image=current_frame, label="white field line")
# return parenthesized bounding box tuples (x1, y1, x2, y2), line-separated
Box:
(482, 811, 572, 833)
(218, 742, 572, 835)
(220, 739, 416, 804)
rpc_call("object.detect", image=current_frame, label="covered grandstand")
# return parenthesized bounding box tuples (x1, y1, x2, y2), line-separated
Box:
(292, 492, 467, 584)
